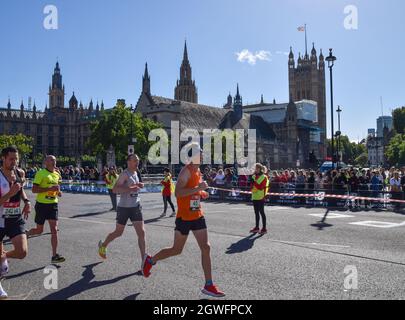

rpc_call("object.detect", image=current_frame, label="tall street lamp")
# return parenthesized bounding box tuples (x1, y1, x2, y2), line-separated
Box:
(336, 105, 342, 168)
(129, 104, 136, 155)
(326, 48, 337, 169)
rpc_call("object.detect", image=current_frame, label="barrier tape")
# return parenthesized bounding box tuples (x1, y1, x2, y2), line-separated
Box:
(209, 187, 405, 204)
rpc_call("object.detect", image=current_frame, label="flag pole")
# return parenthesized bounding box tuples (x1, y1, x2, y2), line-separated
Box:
(305, 23, 308, 57)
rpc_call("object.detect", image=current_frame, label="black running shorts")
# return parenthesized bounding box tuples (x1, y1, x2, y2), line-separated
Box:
(0, 217, 26, 241)
(34, 202, 59, 225)
(175, 217, 207, 236)
(116, 206, 143, 225)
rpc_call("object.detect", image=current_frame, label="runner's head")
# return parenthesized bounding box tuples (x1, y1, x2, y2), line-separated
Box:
(186, 142, 203, 166)
(44, 155, 57, 171)
(127, 154, 139, 171)
(1, 146, 19, 171)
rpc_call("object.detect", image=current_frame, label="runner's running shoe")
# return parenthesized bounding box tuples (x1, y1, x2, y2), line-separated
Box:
(201, 284, 226, 298)
(0, 282, 8, 300)
(170, 212, 176, 217)
(98, 241, 107, 259)
(142, 255, 153, 277)
(51, 254, 66, 264)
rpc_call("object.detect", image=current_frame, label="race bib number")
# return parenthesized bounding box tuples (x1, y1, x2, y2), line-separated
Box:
(190, 195, 201, 211)
(130, 192, 139, 198)
(3, 202, 21, 218)
(46, 191, 57, 200)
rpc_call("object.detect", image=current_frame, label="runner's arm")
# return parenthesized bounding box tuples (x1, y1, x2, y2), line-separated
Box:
(112, 173, 138, 194)
(175, 168, 205, 198)
(18, 170, 30, 203)
(32, 184, 54, 194)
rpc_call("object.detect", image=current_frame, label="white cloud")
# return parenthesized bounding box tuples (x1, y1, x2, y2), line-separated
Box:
(235, 49, 271, 65)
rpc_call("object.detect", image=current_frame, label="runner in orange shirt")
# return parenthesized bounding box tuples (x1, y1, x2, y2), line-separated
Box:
(142, 142, 225, 297)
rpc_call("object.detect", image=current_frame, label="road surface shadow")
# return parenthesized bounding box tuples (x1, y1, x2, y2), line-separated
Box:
(3, 266, 45, 280)
(310, 209, 334, 230)
(2, 233, 52, 245)
(226, 234, 264, 254)
(123, 293, 141, 300)
(71, 210, 112, 219)
(42, 262, 141, 300)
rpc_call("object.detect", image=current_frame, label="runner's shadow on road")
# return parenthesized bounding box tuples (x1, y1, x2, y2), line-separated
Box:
(123, 293, 141, 300)
(143, 216, 173, 224)
(42, 262, 141, 300)
(3, 233, 52, 245)
(70, 210, 112, 219)
(225, 234, 264, 254)
(3, 266, 45, 280)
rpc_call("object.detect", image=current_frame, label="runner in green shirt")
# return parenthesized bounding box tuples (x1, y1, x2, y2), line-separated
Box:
(27, 155, 65, 264)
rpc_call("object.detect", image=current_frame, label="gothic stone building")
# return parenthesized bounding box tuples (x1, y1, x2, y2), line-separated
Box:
(0, 62, 104, 158)
(136, 42, 326, 169)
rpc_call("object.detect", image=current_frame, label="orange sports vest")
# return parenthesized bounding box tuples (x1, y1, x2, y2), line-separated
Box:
(176, 165, 204, 221)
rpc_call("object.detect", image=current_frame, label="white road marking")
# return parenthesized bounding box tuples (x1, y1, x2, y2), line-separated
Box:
(59, 216, 350, 248)
(59, 216, 114, 225)
(271, 240, 351, 248)
(349, 221, 405, 229)
(309, 213, 354, 219)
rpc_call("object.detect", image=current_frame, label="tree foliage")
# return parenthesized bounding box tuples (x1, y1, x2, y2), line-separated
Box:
(392, 107, 405, 134)
(385, 133, 405, 167)
(88, 102, 163, 163)
(0, 134, 33, 159)
(327, 135, 367, 164)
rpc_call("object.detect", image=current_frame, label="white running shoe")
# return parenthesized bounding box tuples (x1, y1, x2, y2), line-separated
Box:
(0, 282, 8, 300)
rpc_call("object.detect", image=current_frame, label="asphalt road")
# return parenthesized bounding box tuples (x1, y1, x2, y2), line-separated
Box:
(1, 191, 405, 300)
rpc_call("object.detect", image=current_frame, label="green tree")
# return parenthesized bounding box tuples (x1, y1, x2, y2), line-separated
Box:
(385, 133, 405, 166)
(354, 153, 369, 167)
(88, 102, 163, 163)
(392, 107, 405, 134)
(327, 135, 367, 164)
(0, 134, 33, 160)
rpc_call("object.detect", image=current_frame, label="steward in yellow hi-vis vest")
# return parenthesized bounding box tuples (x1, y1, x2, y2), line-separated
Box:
(105, 167, 118, 211)
(160, 168, 176, 217)
(250, 163, 268, 235)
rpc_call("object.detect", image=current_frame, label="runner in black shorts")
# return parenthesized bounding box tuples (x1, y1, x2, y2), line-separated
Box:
(142, 142, 225, 297)
(0, 147, 31, 299)
(98, 154, 147, 270)
(27, 155, 65, 264)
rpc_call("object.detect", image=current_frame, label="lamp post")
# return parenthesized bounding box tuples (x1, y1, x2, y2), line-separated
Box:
(326, 49, 337, 169)
(336, 105, 342, 168)
(129, 104, 136, 155)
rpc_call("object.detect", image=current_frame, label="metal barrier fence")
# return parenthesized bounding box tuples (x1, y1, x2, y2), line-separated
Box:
(22, 179, 405, 210)
(206, 182, 404, 210)
(24, 179, 165, 195)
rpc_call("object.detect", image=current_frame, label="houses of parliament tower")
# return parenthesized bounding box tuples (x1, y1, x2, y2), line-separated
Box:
(174, 41, 198, 103)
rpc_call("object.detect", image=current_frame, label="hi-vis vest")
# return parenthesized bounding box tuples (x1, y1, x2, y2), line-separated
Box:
(106, 174, 118, 189)
(251, 174, 268, 201)
(161, 175, 175, 194)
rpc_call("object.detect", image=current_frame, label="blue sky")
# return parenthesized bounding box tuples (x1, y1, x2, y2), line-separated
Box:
(1, 0, 404, 141)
